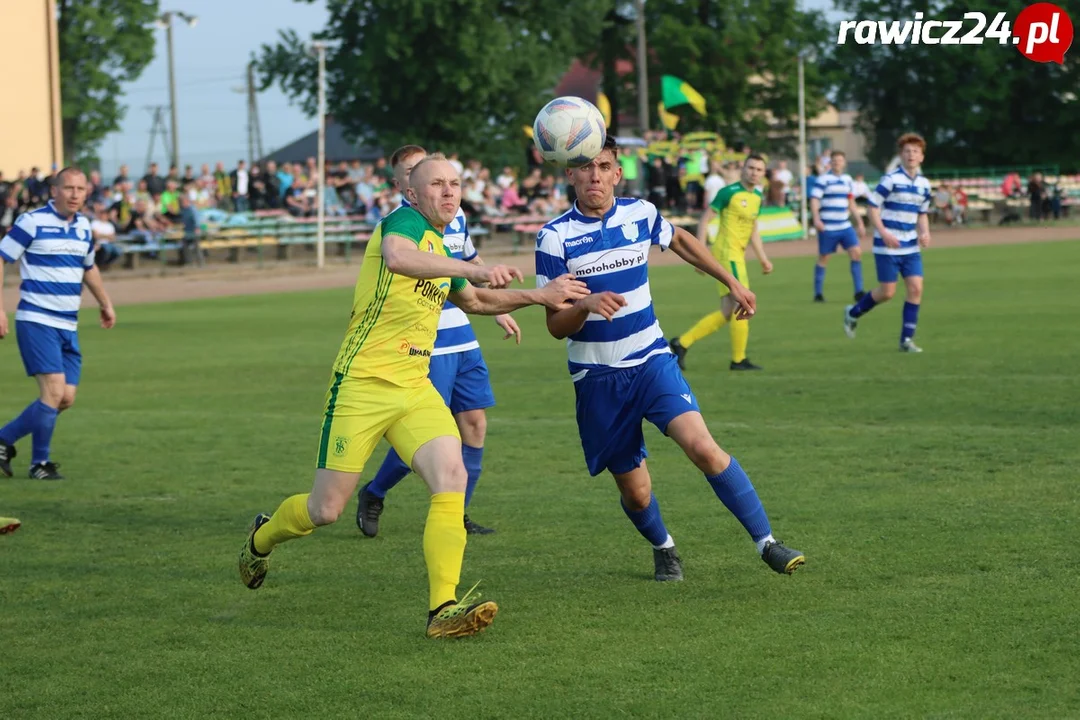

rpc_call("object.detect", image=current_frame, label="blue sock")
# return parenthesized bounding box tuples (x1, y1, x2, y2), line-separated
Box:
(813, 264, 826, 296)
(0, 401, 40, 446)
(366, 448, 412, 498)
(462, 444, 484, 508)
(849, 289, 878, 318)
(30, 401, 59, 465)
(901, 301, 920, 344)
(851, 259, 864, 293)
(705, 457, 772, 542)
(621, 493, 671, 547)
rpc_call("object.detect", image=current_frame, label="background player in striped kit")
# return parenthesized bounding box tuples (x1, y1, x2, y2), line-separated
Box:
(0, 168, 116, 480)
(810, 150, 867, 303)
(356, 146, 520, 537)
(537, 137, 805, 583)
(843, 133, 932, 352)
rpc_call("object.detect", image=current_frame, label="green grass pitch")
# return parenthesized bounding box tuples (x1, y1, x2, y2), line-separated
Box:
(2, 241, 1078, 718)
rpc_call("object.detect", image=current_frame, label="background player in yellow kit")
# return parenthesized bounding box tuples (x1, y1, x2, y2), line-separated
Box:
(669, 155, 773, 371)
(237, 155, 588, 639)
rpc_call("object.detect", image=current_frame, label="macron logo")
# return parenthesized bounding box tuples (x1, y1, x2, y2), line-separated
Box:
(681, 393, 693, 404)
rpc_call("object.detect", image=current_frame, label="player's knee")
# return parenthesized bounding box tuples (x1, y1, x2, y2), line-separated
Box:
(456, 411, 487, 446)
(907, 284, 923, 303)
(620, 483, 652, 511)
(878, 284, 897, 301)
(850, 246, 862, 261)
(432, 461, 468, 494)
(58, 394, 76, 412)
(687, 435, 727, 474)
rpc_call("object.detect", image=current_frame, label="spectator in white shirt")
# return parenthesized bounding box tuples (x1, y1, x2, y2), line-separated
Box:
(231, 160, 250, 212)
(703, 161, 725, 206)
(89, 200, 123, 269)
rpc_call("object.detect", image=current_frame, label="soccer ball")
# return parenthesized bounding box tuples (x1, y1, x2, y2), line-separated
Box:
(532, 96, 608, 168)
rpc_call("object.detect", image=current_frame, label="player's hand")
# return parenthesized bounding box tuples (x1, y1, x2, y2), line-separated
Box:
(813, 219, 826, 233)
(761, 259, 774, 275)
(582, 291, 628, 320)
(0, 311, 8, 339)
(100, 306, 117, 329)
(495, 314, 521, 344)
(477, 264, 524, 289)
(727, 281, 756, 320)
(541, 273, 590, 310)
(918, 232, 931, 249)
(881, 231, 901, 249)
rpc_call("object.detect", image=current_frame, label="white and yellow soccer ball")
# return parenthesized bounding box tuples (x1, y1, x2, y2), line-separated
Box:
(532, 96, 608, 168)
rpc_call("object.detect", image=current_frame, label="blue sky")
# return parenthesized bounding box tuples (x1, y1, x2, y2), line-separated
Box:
(101, 0, 837, 178)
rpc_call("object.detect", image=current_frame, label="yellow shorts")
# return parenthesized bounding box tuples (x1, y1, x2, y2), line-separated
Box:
(316, 373, 459, 473)
(717, 258, 749, 298)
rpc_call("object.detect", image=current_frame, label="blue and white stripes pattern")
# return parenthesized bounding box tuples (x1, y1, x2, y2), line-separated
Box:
(536, 198, 674, 381)
(0, 201, 94, 331)
(868, 168, 932, 255)
(432, 208, 479, 356)
(810, 172, 855, 232)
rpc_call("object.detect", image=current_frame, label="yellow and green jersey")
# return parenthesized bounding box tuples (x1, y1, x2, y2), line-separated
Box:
(332, 206, 466, 388)
(709, 181, 762, 259)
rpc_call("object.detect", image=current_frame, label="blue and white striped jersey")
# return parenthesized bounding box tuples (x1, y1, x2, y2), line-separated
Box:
(0, 201, 94, 332)
(535, 198, 674, 382)
(398, 199, 478, 356)
(868, 168, 932, 255)
(810, 172, 855, 232)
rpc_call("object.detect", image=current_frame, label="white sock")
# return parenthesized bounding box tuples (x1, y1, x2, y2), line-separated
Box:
(653, 534, 675, 550)
(755, 534, 776, 555)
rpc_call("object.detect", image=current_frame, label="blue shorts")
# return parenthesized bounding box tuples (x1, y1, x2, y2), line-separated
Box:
(818, 227, 859, 255)
(428, 347, 495, 415)
(874, 252, 924, 283)
(574, 352, 700, 477)
(16, 321, 82, 385)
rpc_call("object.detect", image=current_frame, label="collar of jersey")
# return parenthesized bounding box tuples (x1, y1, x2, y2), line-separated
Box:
(45, 200, 79, 223)
(568, 200, 618, 224)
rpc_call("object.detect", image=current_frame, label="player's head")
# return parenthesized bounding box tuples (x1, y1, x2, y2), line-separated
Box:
(50, 167, 87, 216)
(897, 133, 926, 172)
(390, 144, 427, 192)
(566, 135, 621, 214)
(741, 154, 766, 187)
(406, 153, 460, 228)
(830, 150, 847, 174)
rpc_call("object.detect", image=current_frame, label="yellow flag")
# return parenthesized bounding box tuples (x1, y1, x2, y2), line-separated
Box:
(523, 125, 534, 139)
(658, 102, 680, 130)
(596, 92, 612, 128)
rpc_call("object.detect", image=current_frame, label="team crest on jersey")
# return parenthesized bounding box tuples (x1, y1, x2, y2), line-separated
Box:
(741, 199, 748, 207)
(333, 436, 349, 457)
(620, 223, 640, 240)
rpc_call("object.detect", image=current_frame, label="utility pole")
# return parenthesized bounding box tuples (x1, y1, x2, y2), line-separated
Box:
(247, 61, 264, 166)
(635, 0, 649, 136)
(156, 11, 198, 170)
(798, 53, 808, 239)
(144, 105, 171, 170)
(314, 42, 327, 269)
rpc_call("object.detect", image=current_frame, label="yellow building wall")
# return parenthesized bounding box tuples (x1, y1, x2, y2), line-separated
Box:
(0, 0, 63, 177)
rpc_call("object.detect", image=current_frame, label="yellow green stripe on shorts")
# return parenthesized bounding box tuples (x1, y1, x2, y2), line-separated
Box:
(317, 372, 345, 468)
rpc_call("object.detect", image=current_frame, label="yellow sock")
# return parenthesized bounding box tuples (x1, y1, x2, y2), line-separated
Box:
(424, 492, 467, 611)
(730, 319, 749, 363)
(253, 493, 315, 554)
(679, 311, 728, 349)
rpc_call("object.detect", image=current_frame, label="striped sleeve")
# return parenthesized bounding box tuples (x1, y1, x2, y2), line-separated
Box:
(919, 185, 931, 214)
(0, 213, 36, 263)
(535, 228, 567, 289)
(809, 177, 824, 200)
(461, 224, 478, 261)
(645, 200, 674, 249)
(868, 174, 893, 208)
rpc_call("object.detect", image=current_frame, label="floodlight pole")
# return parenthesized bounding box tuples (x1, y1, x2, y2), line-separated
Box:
(635, 0, 648, 136)
(798, 53, 809, 240)
(315, 42, 326, 269)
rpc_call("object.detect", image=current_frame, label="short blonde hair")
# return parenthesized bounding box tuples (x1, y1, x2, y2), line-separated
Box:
(408, 153, 452, 188)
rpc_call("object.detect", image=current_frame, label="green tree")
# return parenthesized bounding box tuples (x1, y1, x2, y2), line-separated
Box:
(643, 0, 831, 154)
(827, 0, 1080, 170)
(57, 0, 160, 167)
(257, 0, 607, 166)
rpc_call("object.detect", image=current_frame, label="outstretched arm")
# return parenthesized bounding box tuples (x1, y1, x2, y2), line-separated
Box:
(382, 234, 520, 288)
(668, 226, 756, 318)
(450, 273, 589, 316)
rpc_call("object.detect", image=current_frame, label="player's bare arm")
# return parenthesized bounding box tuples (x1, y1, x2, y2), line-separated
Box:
(0, 258, 8, 339)
(466, 252, 521, 341)
(868, 206, 900, 248)
(382, 234, 521, 288)
(668, 226, 757, 319)
(849, 196, 867, 237)
(917, 214, 931, 248)
(451, 273, 589, 316)
(696, 206, 716, 245)
(810, 197, 825, 232)
(544, 291, 628, 339)
(82, 266, 116, 329)
(748, 223, 773, 275)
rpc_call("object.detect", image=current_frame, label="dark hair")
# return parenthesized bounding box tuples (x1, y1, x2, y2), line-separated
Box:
(391, 144, 427, 168)
(745, 154, 766, 165)
(830, 149, 846, 159)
